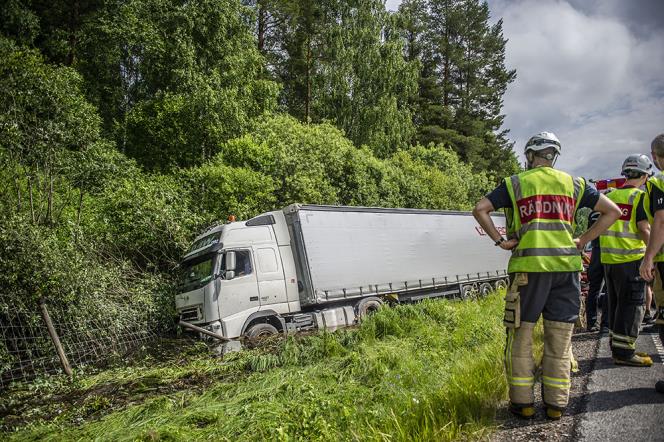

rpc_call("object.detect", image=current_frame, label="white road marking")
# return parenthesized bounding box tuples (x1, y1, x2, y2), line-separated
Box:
(652, 333, 664, 366)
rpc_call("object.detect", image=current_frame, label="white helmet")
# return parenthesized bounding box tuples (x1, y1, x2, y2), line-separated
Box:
(524, 131, 561, 155)
(621, 154, 653, 177)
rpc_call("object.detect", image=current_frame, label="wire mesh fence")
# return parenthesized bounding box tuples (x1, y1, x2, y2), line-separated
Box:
(0, 294, 156, 389)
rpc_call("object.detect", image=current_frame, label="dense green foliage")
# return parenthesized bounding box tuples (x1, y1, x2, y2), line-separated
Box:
(3, 295, 510, 441)
(0, 0, 517, 393)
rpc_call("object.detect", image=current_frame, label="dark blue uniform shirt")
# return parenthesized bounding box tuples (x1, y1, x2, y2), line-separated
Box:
(486, 177, 600, 211)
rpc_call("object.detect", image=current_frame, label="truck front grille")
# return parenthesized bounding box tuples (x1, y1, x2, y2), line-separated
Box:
(179, 306, 202, 322)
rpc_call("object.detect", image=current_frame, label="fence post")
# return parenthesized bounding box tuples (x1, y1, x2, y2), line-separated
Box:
(39, 298, 73, 378)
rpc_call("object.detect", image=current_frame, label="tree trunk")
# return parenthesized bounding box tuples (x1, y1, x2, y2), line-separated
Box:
(28, 175, 35, 224)
(66, 1, 80, 66)
(443, 2, 450, 108)
(257, 1, 267, 52)
(47, 169, 54, 225)
(75, 188, 84, 242)
(305, 36, 312, 123)
(14, 175, 21, 212)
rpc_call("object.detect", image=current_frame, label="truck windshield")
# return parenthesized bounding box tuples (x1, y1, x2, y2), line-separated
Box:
(179, 256, 215, 292)
(188, 232, 221, 253)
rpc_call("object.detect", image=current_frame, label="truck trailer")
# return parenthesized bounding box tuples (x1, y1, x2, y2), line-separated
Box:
(175, 204, 509, 341)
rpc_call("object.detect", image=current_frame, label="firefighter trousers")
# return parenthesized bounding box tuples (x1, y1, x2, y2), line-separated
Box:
(586, 246, 608, 329)
(604, 260, 645, 359)
(653, 263, 664, 325)
(504, 272, 579, 411)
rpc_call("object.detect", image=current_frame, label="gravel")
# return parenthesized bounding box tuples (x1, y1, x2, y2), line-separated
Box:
(490, 330, 601, 442)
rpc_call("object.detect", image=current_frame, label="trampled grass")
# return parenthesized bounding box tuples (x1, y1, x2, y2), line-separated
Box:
(3, 293, 510, 441)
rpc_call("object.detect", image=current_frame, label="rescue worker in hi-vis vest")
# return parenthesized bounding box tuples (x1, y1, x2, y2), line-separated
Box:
(639, 133, 664, 394)
(473, 132, 621, 420)
(600, 154, 653, 367)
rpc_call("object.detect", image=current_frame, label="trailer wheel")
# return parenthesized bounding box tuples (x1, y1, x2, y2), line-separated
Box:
(461, 285, 474, 300)
(494, 279, 507, 291)
(479, 283, 493, 297)
(244, 323, 278, 347)
(356, 297, 382, 320)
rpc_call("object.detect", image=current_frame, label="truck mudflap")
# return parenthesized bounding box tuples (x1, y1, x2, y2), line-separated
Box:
(313, 306, 356, 331)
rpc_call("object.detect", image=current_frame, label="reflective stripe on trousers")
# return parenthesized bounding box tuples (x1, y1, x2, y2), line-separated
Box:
(610, 331, 637, 350)
(542, 375, 571, 389)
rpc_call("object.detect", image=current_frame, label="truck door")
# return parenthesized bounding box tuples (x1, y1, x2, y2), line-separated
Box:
(217, 249, 260, 320)
(254, 246, 288, 308)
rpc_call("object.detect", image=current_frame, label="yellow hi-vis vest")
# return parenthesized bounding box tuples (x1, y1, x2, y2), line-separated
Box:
(504, 167, 585, 273)
(599, 187, 645, 264)
(645, 174, 664, 262)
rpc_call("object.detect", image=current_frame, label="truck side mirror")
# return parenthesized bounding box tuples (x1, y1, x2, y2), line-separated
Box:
(224, 251, 236, 280)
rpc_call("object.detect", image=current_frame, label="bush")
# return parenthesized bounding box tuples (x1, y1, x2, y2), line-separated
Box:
(83, 173, 200, 271)
(211, 115, 491, 212)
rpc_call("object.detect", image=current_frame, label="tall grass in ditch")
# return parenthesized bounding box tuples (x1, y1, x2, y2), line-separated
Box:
(12, 293, 509, 441)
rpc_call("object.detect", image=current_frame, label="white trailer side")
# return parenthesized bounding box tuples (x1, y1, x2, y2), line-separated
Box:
(284, 205, 508, 306)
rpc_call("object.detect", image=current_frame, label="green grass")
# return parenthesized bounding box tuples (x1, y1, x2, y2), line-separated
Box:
(2, 293, 510, 441)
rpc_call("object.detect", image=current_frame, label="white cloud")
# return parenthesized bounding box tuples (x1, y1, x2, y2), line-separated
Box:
(492, 0, 664, 178)
(388, 0, 664, 178)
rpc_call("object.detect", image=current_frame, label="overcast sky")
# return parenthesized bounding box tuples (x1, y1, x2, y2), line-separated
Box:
(386, 0, 664, 180)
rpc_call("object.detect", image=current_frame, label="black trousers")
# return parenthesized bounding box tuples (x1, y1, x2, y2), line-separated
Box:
(604, 260, 645, 359)
(510, 272, 581, 323)
(586, 247, 608, 328)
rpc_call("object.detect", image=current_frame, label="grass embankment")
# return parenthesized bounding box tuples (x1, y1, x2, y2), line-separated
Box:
(3, 293, 510, 441)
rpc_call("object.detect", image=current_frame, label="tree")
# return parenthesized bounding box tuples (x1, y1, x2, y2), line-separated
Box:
(263, 0, 418, 157)
(397, 0, 518, 178)
(0, 0, 40, 47)
(76, 0, 279, 170)
(0, 37, 102, 224)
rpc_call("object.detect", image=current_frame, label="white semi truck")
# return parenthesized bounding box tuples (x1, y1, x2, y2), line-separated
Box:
(175, 204, 508, 341)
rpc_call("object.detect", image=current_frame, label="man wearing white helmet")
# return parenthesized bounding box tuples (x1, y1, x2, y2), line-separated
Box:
(473, 132, 621, 419)
(600, 154, 653, 367)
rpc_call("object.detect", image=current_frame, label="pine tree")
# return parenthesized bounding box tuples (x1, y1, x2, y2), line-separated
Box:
(397, 0, 518, 177)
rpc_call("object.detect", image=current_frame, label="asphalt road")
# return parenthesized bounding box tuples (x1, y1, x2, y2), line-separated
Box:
(577, 328, 664, 441)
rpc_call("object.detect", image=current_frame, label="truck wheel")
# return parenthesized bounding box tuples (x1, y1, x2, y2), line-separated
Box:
(479, 283, 493, 297)
(461, 285, 474, 300)
(244, 323, 278, 346)
(356, 297, 382, 320)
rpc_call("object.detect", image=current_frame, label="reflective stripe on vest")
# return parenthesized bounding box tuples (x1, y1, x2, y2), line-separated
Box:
(646, 175, 664, 262)
(511, 247, 579, 257)
(504, 167, 583, 273)
(600, 187, 645, 264)
(601, 230, 640, 240)
(518, 221, 574, 237)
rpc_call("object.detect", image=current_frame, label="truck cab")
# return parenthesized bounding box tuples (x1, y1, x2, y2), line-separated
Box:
(175, 211, 299, 339)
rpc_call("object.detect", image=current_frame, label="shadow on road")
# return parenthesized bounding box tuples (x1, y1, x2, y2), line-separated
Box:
(573, 332, 603, 342)
(584, 388, 664, 412)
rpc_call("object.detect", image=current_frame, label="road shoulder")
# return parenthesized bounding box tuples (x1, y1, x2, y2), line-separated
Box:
(576, 328, 664, 441)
